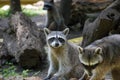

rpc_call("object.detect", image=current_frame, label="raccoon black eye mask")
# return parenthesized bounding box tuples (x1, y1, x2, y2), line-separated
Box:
(48, 37, 65, 44)
(58, 37, 65, 43)
(81, 63, 99, 70)
(48, 37, 55, 43)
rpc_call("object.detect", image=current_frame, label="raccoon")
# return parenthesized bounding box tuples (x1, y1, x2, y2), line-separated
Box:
(78, 34, 120, 80)
(44, 28, 84, 80)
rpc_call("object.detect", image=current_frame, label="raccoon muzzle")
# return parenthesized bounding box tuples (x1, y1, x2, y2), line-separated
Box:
(81, 63, 99, 76)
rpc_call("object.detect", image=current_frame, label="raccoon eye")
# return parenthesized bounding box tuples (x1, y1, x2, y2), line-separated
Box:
(58, 38, 65, 43)
(48, 38, 55, 42)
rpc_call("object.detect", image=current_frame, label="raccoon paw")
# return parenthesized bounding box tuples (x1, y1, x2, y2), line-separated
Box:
(50, 76, 59, 80)
(43, 77, 50, 80)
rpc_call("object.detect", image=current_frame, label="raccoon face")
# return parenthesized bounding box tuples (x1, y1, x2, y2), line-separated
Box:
(78, 46, 103, 76)
(44, 28, 69, 48)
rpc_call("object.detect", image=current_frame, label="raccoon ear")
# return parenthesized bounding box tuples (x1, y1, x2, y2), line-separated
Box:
(95, 47, 102, 55)
(44, 28, 51, 36)
(78, 46, 83, 54)
(63, 28, 69, 36)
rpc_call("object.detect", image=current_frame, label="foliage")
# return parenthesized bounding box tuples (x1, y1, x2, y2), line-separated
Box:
(0, 8, 10, 17)
(0, 7, 46, 18)
(22, 8, 46, 17)
(1, 62, 29, 78)
(0, 62, 42, 79)
(69, 37, 83, 44)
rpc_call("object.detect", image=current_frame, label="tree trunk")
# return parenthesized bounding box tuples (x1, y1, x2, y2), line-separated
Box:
(60, 0, 72, 25)
(10, 0, 22, 14)
(72, 0, 113, 13)
(2, 12, 46, 68)
(81, 0, 120, 47)
(43, 0, 66, 31)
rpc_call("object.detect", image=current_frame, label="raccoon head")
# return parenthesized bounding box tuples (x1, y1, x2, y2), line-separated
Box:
(78, 46, 103, 76)
(44, 28, 69, 48)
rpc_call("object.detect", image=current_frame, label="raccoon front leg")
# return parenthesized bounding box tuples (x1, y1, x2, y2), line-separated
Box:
(51, 70, 68, 80)
(79, 72, 89, 80)
(90, 70, 107, 80)
(50, 76, 66, 80)
(51, 58, 71, 80)
(111, 68, 120, 80)
(44, 54, 59, 80)
(90, 74, 103, 80)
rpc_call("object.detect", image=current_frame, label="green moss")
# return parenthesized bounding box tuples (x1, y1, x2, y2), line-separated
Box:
(1, 62, 29, 78)
(0, 7, 46, 18)
(0, 9, 10, 17)
(22, 8, 46, 17)
(68, 37, 83, 44)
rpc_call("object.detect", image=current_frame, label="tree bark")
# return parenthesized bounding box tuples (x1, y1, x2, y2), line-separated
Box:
(81, 0, 120, 47)
(10, 0, 22, 14)
(43, 0, 66, 31)
(73, 0, 113, 13)
(2, 12, 46, 68)
(60, 0, 72, 25)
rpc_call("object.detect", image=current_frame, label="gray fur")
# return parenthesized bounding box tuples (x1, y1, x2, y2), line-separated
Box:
(44, 28, 84, 80)
(78, 34, 120, 80)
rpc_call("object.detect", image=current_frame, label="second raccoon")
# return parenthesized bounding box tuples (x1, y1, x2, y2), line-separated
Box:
(78, 34, 120, 80)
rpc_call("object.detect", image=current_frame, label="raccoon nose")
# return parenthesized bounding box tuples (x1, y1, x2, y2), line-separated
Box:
(89, 73, 92, 76)
(55, 43, 59, 47)
(88, 71, 92, 76)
